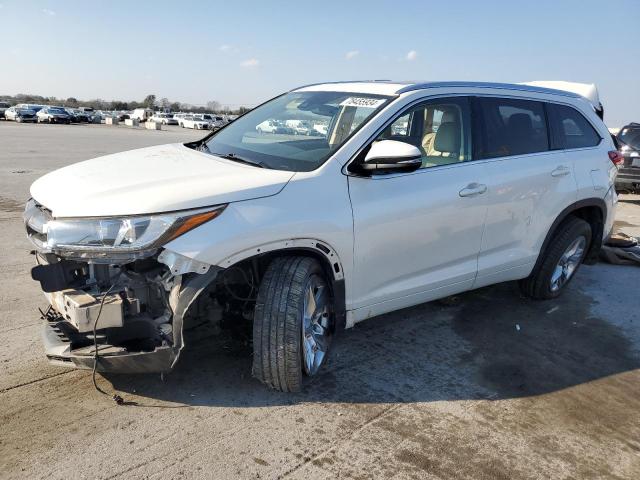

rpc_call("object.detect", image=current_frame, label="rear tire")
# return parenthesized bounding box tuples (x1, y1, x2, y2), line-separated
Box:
(253, 256, 334, 392)
(520, 216, 592, 299)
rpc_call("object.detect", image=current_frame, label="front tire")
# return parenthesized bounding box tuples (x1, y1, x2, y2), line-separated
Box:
(253, 256, 334, 392)
(520, 216, 591, 299)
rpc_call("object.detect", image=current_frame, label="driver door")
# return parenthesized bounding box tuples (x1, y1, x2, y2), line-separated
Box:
(347, 96, 489, 321)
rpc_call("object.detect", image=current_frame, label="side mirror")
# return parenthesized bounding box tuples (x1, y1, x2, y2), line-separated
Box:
(351, 140, 422, 175)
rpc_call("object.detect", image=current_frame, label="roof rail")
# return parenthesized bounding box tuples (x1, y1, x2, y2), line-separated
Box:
(291, 80, 395, 91)
(396, 81, 583, 99)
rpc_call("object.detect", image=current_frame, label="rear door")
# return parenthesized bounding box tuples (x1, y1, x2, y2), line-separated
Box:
(547, 103, 611, 196)
(348, 96, 489, 320)
(473, 96, 577, 288)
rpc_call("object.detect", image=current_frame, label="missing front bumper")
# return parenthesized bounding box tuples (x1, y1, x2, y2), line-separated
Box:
(42, 320, 176, 373)
(34, 256, 220, 374)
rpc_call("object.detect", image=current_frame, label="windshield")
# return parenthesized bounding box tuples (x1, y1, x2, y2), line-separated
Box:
(204, 91, 390, 171)
(619, 127, 640, 150)
(49, 108, 65, 114)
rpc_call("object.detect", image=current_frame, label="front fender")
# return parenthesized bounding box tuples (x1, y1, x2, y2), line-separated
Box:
(215, 238, 344, 281)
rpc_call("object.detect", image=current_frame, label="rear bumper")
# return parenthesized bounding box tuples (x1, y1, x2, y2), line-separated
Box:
(604, 185, 617, 241)
(615, 168, 640, 188)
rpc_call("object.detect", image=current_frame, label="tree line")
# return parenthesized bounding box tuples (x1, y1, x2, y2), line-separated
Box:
(0, 93, 252, 115)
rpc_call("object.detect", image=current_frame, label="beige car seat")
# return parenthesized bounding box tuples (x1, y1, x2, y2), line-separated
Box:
(421, 110, 459, 157)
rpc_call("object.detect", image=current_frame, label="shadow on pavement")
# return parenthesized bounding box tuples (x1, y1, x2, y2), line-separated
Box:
(106, 279, 639, 407)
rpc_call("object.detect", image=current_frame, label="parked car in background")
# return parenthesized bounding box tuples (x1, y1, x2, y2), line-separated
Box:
(523, 81, 604, 119)
(90, 111, 105, 123)
(95, 111, 119, 123)
(17, 104, 45, 113)
(615, 122, 640, 192)
(285, 119, 317, 135)
(115, 111, 130, 122)
(0, 102, 11, 119)
(65, 108, 90, 123)
(131, 108, 154, 122)
(256, 119, 295, 134)
(37, 106, 71, 124)
(194, 114, 225, 129)
(22, 81, 618, 393)
(4, 106, 37, 122)
(212, 115, 226, 128)
(180, 114, 209, 130)
(151, 113, 178, 125)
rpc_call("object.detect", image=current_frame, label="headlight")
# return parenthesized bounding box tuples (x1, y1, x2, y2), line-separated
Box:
(25, 200, 226, 262)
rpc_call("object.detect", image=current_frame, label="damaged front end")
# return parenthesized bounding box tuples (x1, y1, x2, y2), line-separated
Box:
(24, 199, 224, 373)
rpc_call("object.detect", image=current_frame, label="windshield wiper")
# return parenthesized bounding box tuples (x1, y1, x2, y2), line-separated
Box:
(197, 142, 211, 153)
(212, 152, 270, 169)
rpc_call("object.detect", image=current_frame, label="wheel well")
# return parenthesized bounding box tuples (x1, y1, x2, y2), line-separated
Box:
(569, 206, 604, 264)
(261, 249, 347, 330)
(541, 203, 604, 267)
(217, 248, 347, 331)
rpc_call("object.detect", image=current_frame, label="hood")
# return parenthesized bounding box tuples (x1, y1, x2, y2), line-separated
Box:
(30, 143, 295, 217)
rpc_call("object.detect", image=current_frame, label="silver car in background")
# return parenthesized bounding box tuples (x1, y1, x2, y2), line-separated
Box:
(4, 106, 37, 122)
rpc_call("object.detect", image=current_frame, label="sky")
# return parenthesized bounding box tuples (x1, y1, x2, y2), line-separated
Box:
(0, 0, 638, 126)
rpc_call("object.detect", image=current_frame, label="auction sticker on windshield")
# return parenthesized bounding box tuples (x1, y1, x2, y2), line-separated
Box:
(339, 97, 387, 109)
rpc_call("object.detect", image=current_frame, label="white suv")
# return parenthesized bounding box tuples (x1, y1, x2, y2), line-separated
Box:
(24, 81, 618, 392)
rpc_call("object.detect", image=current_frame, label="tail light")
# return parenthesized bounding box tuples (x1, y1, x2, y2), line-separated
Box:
(608, 151, 624, 167)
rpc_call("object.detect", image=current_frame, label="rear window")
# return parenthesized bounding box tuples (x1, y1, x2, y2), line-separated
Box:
(618, 127, 640, 150)
(548, 104, 600, 149)
(477, 98, 549, 158)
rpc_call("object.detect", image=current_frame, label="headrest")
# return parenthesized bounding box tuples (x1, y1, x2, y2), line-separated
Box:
(441, 111, 457, 123)
(434, 122, 460, 153)
(508, 113, 533, 134)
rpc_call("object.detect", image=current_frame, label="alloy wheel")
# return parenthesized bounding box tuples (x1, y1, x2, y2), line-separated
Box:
(301, 274, 332, 375)
(550, 236, 586, 292)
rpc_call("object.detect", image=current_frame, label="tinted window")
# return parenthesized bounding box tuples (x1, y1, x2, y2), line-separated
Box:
(477, 98, 548, 158)
(618, 127, 640, 150)
(547, 104, 601, 150)
(375, 97, 472, 169)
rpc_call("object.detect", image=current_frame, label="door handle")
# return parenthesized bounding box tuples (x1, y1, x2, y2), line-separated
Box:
(459, 183, 487, 197)
(551, 165, 571, 177)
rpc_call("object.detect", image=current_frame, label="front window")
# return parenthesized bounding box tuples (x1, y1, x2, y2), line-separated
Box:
(374, 97, 472, 168)
(204, 91, 391, 171)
